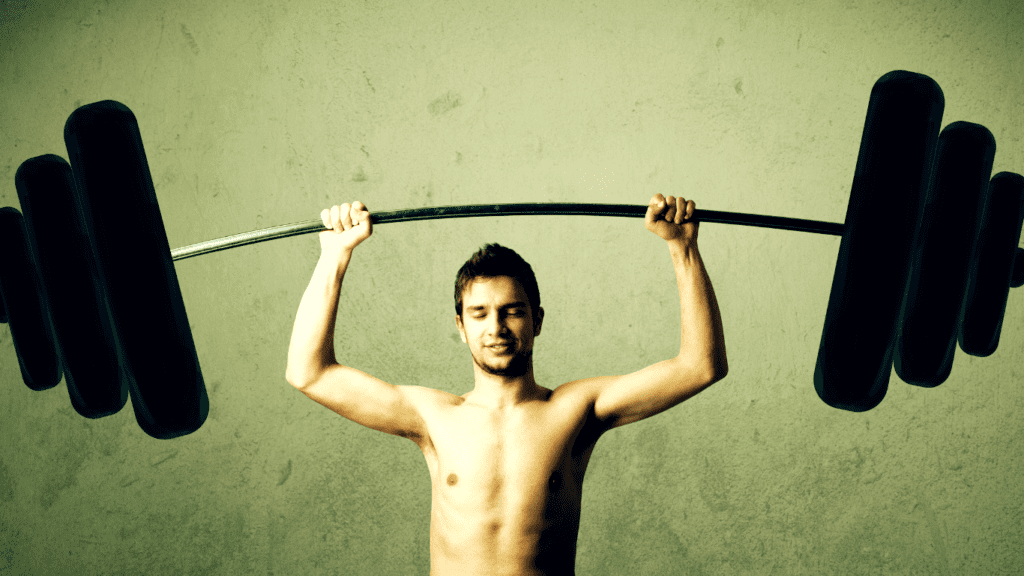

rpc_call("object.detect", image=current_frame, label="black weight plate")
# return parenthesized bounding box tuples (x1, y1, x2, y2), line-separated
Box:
(64, 101, 208, 439)
(0, 273, 6, 323)
(959, 172, 1024, 356)
(894, 122, 995, 386)
(1011, 247, 1024, 289)
(15, 155, 128, 418)
(815, 70, 944, 411)
(0, 207, 63, 391)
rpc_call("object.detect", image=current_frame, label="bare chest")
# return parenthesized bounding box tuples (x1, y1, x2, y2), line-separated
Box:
(419, 397, 597, 515)
(416, 390, 601, 573)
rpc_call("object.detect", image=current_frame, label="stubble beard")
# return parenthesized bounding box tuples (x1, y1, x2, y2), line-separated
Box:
(472, 344, 533, 377)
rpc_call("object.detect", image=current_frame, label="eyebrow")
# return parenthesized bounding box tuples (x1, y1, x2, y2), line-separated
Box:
(466, 302, 528, 311)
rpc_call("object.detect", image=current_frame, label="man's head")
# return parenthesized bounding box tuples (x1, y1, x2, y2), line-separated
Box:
(454, 244, 543, 377)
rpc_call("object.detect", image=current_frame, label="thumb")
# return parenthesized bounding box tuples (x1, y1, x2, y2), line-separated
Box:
(645, 194, 665, 229)
(358, 208, 372, 235)
(353, 201, 372, 235)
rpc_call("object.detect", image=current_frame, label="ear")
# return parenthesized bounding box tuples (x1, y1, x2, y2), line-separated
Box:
(455, 314, 467, 344)
(533, 307, 544, 338)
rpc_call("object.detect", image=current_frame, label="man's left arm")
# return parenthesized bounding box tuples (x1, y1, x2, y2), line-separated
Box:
(589, 193, 728, 430)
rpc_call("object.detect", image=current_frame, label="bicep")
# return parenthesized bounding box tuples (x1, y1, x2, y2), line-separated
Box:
(590, 356, 720, 430)
(296, 364, 429, 442)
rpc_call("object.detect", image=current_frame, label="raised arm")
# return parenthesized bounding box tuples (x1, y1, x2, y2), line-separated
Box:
(285, 202, 430, 444)
(588, 193, 728, 430)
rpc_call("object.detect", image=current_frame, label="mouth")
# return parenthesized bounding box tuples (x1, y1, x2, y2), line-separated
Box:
(486, 342, 515, 354)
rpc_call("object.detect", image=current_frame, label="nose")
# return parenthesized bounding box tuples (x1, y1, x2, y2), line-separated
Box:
(484, 313, 509, 338)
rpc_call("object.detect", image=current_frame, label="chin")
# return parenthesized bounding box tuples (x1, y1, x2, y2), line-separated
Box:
(484, 364, 528, 378)
(475, 350, 532, 377)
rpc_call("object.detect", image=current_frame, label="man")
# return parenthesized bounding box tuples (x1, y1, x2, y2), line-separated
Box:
(285, 194, 728, 576)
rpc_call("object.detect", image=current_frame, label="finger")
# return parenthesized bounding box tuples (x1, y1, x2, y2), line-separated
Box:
(331, 205, 342, 233)
(685, 199, 695, 220)
(321, 209, 331, 230)
(340, 202, 353, 230)
(664, 196, 677, 223)
(675, 197, 690, 224)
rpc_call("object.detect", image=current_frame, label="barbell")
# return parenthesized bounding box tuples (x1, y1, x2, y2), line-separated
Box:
(2, 70, 1023, 439)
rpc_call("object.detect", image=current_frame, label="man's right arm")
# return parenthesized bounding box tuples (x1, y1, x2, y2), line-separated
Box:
(284, 203, 430, 443)
(284, 250, 348, 387)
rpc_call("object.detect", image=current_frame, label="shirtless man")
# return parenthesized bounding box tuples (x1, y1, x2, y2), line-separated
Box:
(285, 194, 728, 576)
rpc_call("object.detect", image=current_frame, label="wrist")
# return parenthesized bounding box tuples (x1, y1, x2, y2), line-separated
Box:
(666, 237, 697, 254)
(318, 249, 353, 278)
(320, 247, 353, 265)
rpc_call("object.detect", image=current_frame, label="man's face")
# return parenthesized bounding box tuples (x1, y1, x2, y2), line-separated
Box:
(456, 276, 543, 377)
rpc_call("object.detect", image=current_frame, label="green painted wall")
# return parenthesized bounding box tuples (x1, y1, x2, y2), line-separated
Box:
(1, 0, 1022, 574)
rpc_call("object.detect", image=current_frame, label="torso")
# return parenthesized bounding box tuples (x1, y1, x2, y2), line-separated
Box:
(413, 381, 605, 576)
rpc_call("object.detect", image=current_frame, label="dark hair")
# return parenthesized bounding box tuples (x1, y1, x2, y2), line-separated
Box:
(455, 243, 540, 318)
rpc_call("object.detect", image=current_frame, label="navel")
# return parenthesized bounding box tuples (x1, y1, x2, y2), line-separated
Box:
(447, 472, 458, 486)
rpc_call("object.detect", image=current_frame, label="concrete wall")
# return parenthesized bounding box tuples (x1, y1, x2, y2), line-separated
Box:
(1, 0, 1022, 573)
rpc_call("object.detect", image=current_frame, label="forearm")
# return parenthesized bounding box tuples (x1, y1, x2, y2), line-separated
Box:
(285, 250, 351, 386)
(667, 239, 728, 377)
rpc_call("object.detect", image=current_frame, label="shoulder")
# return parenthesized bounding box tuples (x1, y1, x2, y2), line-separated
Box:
(400, 385, 464, 411)
(393, 386, 463, 451)
(543, 378, 617, 447)
(548, 376, 627, 431)
(547, 377, 615, 425)
(549, 376, 614, 405)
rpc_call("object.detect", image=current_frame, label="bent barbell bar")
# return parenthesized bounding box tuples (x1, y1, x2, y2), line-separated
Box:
(169, 203, 845, 261)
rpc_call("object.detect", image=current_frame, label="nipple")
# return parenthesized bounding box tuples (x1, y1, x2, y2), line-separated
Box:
(447, 473, 458, 486)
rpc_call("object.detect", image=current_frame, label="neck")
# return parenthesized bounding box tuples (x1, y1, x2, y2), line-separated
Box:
(465, 364, 545, 409)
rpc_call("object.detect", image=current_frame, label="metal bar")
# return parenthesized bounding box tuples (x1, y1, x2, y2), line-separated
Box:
(170, 203, 844, 261)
